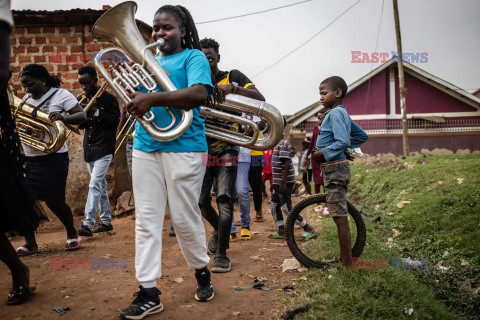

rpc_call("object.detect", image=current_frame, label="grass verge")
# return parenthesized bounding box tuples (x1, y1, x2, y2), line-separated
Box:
(283, 153, 479, 319)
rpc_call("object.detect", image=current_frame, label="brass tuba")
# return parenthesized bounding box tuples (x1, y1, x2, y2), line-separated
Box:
(92, 1, 192, 142)
(201, 95, 285, 151)
(8, 88, 67, 153)
(93, 1, 284, 150)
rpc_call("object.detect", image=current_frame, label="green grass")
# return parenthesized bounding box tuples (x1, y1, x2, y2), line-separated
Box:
(284, 153, 479, 320)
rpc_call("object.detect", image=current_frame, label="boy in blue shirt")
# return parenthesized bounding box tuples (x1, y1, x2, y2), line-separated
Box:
(313, 76, 368, 268)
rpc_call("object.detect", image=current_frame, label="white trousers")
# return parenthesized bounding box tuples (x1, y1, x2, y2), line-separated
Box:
(132, 149, 209, 286)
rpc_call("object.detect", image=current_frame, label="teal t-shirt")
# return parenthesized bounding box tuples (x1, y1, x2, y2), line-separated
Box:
(133, 48, 213, 152)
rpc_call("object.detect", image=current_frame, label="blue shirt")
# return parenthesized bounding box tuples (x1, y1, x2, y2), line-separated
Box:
(315, 106, 368, 162)
(133, 48, 213, 153)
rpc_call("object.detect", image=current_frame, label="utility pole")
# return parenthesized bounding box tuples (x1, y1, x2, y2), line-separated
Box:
(393, 0, 409, 157)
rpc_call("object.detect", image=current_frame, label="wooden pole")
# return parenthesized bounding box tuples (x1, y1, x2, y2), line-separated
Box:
(393, 0, 409, 157)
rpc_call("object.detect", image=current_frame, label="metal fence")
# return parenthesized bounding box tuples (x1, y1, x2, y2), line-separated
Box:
(292, 118, 480, 136)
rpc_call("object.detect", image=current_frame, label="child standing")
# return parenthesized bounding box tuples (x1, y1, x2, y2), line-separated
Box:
(313, 76, 368, 268)
(300, 137, 312, 197)
(262, 148, 273, 200)
(120, 5, 214, 320)
(290, 147, 299, 176)
(306, 110, 326, 194)
(269, 121, 316, 240)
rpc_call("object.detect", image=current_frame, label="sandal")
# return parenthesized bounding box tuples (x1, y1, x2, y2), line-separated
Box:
(7, 286, 36, 305)
(268, 232, 283, 239)
(211, 254, 231, 273)
(302, 231, 317, 242)
(16, 245, 38, 257)
(65, 238, 82, 251)
(240, 228, 252, 240)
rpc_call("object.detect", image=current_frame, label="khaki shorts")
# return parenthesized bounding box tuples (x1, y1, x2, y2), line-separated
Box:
(321, 160, 350, 217)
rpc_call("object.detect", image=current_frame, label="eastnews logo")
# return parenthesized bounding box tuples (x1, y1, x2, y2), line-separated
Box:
(201, 155, 263, 167)
(352, 257, 428, 270)
(50, 51, 128, 64)
(351, 51, 428, 63)
(51, 257, 128, 270)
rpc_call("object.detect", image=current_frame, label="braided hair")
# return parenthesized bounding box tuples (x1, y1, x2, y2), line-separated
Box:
(155, 6, 220, 106)
(155, 5, 201, 50)
(20, 64, 62, 88)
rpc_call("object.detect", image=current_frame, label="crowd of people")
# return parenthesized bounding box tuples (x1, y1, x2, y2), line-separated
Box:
(0, 1, 368, 319)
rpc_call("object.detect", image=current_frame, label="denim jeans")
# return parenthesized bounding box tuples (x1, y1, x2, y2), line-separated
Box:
(126, 139, 133, 174)
(83, 154, 113, 228)
(270, 183, 306, 227)
(232, 161, 251, 232)
(198, 151, 238, 251)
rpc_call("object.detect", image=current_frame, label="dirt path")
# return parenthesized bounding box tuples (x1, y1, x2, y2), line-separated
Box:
(0, 195, 304, 320)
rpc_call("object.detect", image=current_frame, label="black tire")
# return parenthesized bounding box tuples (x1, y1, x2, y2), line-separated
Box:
(285, 193, 367, 269)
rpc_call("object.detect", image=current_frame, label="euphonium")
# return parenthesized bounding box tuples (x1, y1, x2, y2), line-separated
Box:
(93, 1, 284, 150)
(92, 1, 192, 142)
(201, 94, 285, 151)
(8, 89, 67, 153)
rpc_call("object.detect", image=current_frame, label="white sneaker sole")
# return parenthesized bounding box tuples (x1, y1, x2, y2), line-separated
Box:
(120, 303, 164, 320)
(211, 265, 231, 273)
(195, 291, 214, 302)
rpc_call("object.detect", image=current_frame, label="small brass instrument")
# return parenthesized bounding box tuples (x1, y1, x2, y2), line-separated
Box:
(79, 82, 109, 113)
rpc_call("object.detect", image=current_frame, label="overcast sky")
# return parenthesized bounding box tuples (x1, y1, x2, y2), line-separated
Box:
(12, 0, 480, 115)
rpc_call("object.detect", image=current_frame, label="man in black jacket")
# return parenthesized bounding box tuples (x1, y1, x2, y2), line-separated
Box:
(76, 66, 120, 237)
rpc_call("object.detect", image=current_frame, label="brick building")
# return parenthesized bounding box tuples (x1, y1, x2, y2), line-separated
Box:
(11, 6, 151, 95)
(10, 6, 152, 215)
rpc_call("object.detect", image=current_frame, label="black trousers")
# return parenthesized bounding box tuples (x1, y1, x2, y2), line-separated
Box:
(249, 155, 263, 212)
(198, 151, 238, 251)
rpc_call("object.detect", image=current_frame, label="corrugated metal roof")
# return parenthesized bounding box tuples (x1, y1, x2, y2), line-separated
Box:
(12, 8, 151, 32)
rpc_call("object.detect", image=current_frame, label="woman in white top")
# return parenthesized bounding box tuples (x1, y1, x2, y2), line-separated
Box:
(16, 64, 86, 256)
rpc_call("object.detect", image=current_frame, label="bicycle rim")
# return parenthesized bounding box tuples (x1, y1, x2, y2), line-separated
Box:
(285, 193, 367, 269)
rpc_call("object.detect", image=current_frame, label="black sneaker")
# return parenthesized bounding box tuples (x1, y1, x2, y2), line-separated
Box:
(194, 267, 214, 302)
(92, 223, 113, 233)
(120, 286, 163, 320)
(77, 225, 93, 237)
(207, 231, 218, 254)
(211, 254, 231, 273)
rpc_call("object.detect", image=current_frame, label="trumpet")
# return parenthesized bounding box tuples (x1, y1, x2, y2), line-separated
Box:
(69, 82, 109, 138)
(79, 82, 109, 113)
(8, 89, 67, 153)
(114, 112, 136, 155)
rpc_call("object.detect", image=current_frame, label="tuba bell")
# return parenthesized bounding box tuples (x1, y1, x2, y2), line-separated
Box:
(8, 88, 67, 153)
(92, 1, 192, 142)
(201, 94, 285, 151)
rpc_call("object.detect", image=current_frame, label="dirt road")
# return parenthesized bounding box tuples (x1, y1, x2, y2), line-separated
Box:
(0, 196, 304, 319)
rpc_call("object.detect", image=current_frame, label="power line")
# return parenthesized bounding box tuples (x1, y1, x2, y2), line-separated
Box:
(197, 0, 312, 24)
(363, 0, 385, 113)
(252, 0, 363, 78)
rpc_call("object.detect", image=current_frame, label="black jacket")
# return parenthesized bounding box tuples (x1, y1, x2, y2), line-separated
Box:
(78, 90, 120, 163)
